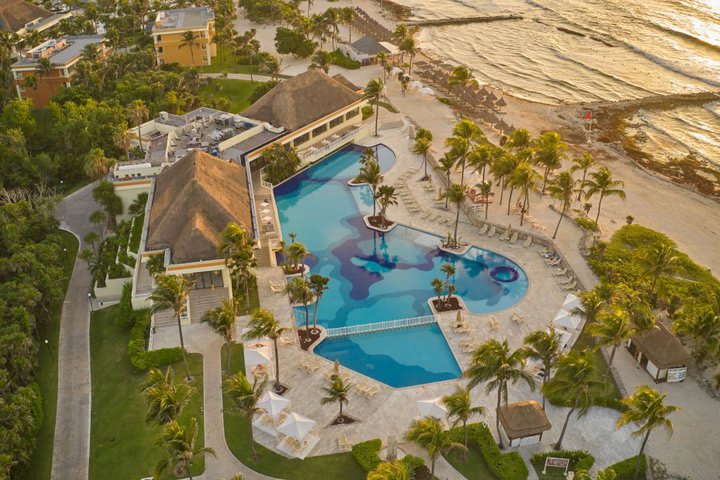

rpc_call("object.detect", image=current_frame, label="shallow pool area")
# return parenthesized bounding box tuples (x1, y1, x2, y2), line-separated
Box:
(274, 144, 528, 387)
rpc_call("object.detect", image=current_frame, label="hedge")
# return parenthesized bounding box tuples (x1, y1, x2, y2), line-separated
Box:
(531, 449, 595, 472)
(454, 423, 529, 480)
(128, 308, 183, 371)
(128, 212, 144, 253)
(608, 454, 646, 480)
(361, 105, 374, 121)
(351, 439, 382, 472)
(117, 281, 135, 329)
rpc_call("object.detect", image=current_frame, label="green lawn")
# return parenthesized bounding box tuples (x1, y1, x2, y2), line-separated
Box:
(16, 230, 78, 480)
(444, 446, 497, 480)
(200, 78, 260, 113)
(222, 343, 366, 479)
(201, 44, 261, 74)
(89, 306, 206, 480)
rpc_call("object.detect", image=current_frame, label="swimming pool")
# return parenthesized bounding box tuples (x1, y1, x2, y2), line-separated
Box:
(274, 145, 528, 387)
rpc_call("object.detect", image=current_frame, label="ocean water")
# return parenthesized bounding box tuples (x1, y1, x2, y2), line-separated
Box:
(399, 0, 720, 165)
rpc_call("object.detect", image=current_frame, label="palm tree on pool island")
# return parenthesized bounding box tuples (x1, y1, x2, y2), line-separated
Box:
(244, 308, 289, 393)
(321, 373, 352, 423)
(358, 159, 383, 217)
(149, 274, 192, 380)
(375, 185, 398, 227)
(308, 274, 329, 333)
(224, 371, 267, 462)
(440, 263, 456, 305)
(616, 386, 679, 480)
(543, 349, 601, 450)
(464, 338, 534, 448)
(156, 417, 215, 479)
(442, 386, 486, 447)
(583, 166, 626, 224)
(405, 417, 466, 477)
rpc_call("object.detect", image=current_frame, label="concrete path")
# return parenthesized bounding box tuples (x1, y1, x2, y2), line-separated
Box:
(51, 183, 99, 480)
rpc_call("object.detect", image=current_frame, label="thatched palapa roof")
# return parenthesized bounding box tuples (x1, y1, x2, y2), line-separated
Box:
(498, 401, 551, 439)
(332, 73, 360, 92)
(243, 69, 361, 131)
(146, 150, 253, 264)
(631, 321, 690, 370)
(1, 0, 52, 32)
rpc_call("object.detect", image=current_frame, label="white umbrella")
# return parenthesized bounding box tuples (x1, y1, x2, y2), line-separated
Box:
(277, 411, 316, 441)
(390, 66, 404, 75)
(419, 87, 435, 96)
(410, 80, 423, 90)
(244, 345, 271, 366)
(562, 293, 582, 313)
(259, 391, 291, 420)
(553, 309, 581, 330)
(416, 397, 448, 419)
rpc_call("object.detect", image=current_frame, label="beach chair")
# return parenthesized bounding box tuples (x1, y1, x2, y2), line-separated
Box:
(499, 230, 511, 241)
(523, 236, 533, 248)
(270, 281, 286, 293)
(488, 316, 499, 331)
(479, 224, 489, 235)
(460, 337, 478, 347)
(509, 232, 519, 244)
(338, 434, 353, 452)
(562, 281, 577, 291)
(487, 226, 496, 237)
(511, 313, 526, 324)
(453, 325, 472, 334)
(546, 258, 562, 266)
(552, 268, 568, 276)
(279, 332, 297, 345)
(559, 276, 575, 285)
(462, 343, 479, 354)
(361, 385, 379, 398)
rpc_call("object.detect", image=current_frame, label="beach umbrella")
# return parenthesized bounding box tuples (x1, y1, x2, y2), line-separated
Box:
(456, 310, 463, 325)
(417, 397, 448, 419)
(431, 59, 444, 65)
(479, 86, 489, 96)
(495, 97, 507, 108)
(553, 309, 581, 330)
(487, 91, 497, 102)
(562, 293, 582, 312)
(497, 119, 509, 132)
(278, 412, 316, 441)
(487, 113, 499, 125)
(507, 124, 516, 133)
(244, 344, 272, 366)
(259, 391, 291, 421)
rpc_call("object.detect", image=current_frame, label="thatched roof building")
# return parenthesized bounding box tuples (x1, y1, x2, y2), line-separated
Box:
(497, 401, 551, 444)
(0, 0, 52, 32)
(146, 150, 252, 264)
(243, 69, 362, 131)
(629, 321, 690, 382)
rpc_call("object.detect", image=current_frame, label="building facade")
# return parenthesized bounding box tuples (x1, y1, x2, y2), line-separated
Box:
(151, 7, 216, 67)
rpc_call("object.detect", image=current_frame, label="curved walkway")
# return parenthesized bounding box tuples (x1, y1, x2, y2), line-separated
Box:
(51, 183, 99, 480)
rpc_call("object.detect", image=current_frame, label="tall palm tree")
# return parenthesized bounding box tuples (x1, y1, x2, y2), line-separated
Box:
(89, 210, 106, 240)
(442, 184, 465, 247)
(674, 300, 720, 367)
(38, 57, 53, 77)
(368, 461, 412, 480)
(547, 170, 578, 239)
(311, 50, 332, 73)
(23, 74, 38, 90)
(467, 143, 493, 185)
(436, 153, 456, 209)
(587, 305, 634, 379)
(534, 131, 567, 193)
(476, 180, 493, 220)
(112, 123, 132, 159)
(180, 30, 200, 65)
(149, 274, 192, 380)
(218, 223, 257, 308)
(358, 160, 383, 216)
(308, 274, 329, 333)
(445, 119, 485, 188)
(464, 338, 535, 448)
(83, 231, 100, 255)
(440, 263, 456, 303)
(364, 78, 385, 136)
(141, 367, 194, 425)
(156, 417, 215, 479)
(399, 36, 417, 74)
(405, 417, 466, 477)
(508, 162, 540, 225)
(375, 185, 398, 227)
(202, 298, 238, 374)
(339, 7, 354, 43)
(522, 329, 562, 410)
(442, 386, 486, 447)
(79, 248, 95, 271)
(584, 167, 626, 224)
(244, 308, 289, 393)
(224, 372, 267, 462)
(571, 153, 595, 201)
(638, 243, 677, 295)
(543, 350, 602, 450)
(571, 290, 605, 326)
(377, 51, 388, 83)
(321, 374, 352, 421)
(617, 386, 679, 480)
(412, 136, 432, 181)
(127, 100, 149, 153)
(285, 277, 313, 335)
(83, 148, 115, 180)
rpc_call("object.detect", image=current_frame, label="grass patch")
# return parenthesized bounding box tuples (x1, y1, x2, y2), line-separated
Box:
(89, 306, 205, 480)
(16, 230, 78, 480)
(199, 78, 261, 113)
(201, 44, 261, 74)
(221, 343, 366, 479)
(444, 444, 497, 480)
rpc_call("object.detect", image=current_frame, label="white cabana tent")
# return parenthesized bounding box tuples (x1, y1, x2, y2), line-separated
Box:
(244, 344, 271, 368)
(259, 391, 291, 421)
(278, 412, 316, 441)
(416, 397, 448, 419)
(562, 293, 582, 313)
(548, 328, 573, 351)
(553, 309, 582, 331)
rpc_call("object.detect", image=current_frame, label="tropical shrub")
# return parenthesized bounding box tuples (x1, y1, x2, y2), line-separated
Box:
(275, 27, 316, 58)
(448, 423, 528, 480)
(129, 212, 144, 253)
(260, 143, 302, 185)
(128, 309, 183, 371)
(575, 217, 599, 231)
(609, 454, 646, 480)
(351, 438, 382, 471)
(361, 105, 374, 121)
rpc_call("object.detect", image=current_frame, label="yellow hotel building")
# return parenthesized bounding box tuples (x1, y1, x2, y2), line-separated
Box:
(151, 7, 216, 67)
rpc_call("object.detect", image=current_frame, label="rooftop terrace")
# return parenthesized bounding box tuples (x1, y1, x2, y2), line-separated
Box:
(152, 7, 213, 31)
(12, 34, 105, 68)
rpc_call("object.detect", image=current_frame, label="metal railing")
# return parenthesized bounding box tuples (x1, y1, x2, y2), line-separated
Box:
(326, 315, 437, 338)
(299, 124, 369, 162)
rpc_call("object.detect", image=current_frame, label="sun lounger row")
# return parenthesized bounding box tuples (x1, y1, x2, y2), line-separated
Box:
(298, 359, 322, 373)
(354, 382, 379, 398)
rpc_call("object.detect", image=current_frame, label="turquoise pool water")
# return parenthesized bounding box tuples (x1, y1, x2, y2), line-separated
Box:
(274, 145, 528, 387)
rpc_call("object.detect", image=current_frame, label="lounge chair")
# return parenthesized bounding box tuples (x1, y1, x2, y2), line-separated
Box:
(509, 232, 519, 244)
(478, 224, 489, 235)
(499, 230, 510, 241)
(552, 268, 568, 276)
(562, 281, 577, 291)
(461, 343, 479, 354)
(298, 359, 321, 373)
(487, 226, 496, 237)
(338, 434, 353, 452)
(270, 281, 286, 293)
(460, 337, 477, 347)
(523, 236, 533, 248)
(511, 313, 526, 324)
(454, 325, 472, 334)
(279, 333, 297, 345)
(559, 276, 575, 285)
(488, 316, 499, 331)
(546, 258, 562, 266)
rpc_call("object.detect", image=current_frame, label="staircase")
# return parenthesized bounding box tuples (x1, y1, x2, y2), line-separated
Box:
(153, 308, 177, 328)
(189, 287, 229, 324)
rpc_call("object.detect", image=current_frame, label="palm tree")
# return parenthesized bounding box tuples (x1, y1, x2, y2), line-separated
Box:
(490, 152, 516, 206)
(224, 372, 267, 462)
(587, 305, 634, 379)
(543, 350, 601, 450)
(534, 131, 567, 193)
(571, 153, 595, 201)
(467, 143, 493, 185)
(156, 418, 215, 479)
(112, 123, 132, 159)
(447, 65, 472, 105)
(180, 30, 200, 65)
(141, 366, 194, 424)
(571, 290, 605, 326)
(38, 57, 53, 77)
(523, 329, 562, 410)
(339, 7, 354, 43)
(476, 180, 492, 220)
(440, 263, 456, 303)
(442, 184, 465, 247)
(445, 119, 485, 188)
(431, 278, 444, 304)
(286, 241, 311, 275)
(375, 185, 398, 227)
(584, 167, 626, 224)
(79, 248, 95, 271)
(149, 274, 192, 380)
(83, 231, 100, 255)
(377, 51, 388, 83)
(364, 78, 385, 136)
(358, 160, 383, 217)
(285, 276, 313, 335)
(127, 100, 149, 153)
(308, 274, 329, 333)
(638, 243, 677, 295)
(508, 162, 540, 225)
(405, 417, 466, 477)
(89, 210, 106, 240)
(547, 170, 578, 239)
(218, 223, 257, 308)
(464, 338, 534, 448)
(442, 386, 486, 447)
(368, 461, 412, 480)
(321, 374, 352, 422)
(617, 386, 679, 480)
(436, 153, 456, 209)
(311, 50, 332, 73)
(83, 148, 115, 180)
(412, 136, 432, 181)
(244, 308, 289, 393)
(399, 36, 417, 74)
(146, 254, 166, 278)
(202, 298, 238, 374)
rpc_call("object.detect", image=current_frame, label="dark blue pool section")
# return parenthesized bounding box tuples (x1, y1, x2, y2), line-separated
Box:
(490, 266, 520, 283)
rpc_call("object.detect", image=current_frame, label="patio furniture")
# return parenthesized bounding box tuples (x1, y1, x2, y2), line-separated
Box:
(453, 325, 471, 334)
(462, 343, 479, 353)
(298, 359, 322, 373)
(479, 224, 489, 235)
(279, 332, 297, 345)
(487, 226, 496, 237)
(562, 281, 577, 291)
(488, 316, 499, 331)
(460, 337, 477, 347)
(509, 232, 519, 244)
(338, 433, 353, 452)
(511, 313, 526, 325)
(523, 236, 533, 248)
(553, 268, 568, 276)
(270, 281, 286, 293)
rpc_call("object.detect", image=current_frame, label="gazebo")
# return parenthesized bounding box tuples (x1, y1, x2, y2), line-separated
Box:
(497, 400, 552, 447)
(627, 322, 690, 383)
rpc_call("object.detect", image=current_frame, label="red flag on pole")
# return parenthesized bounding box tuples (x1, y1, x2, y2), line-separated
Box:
(584, 112, 592, 119)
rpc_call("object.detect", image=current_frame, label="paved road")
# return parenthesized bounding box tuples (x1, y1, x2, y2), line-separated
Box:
(51, 183, 99, 480)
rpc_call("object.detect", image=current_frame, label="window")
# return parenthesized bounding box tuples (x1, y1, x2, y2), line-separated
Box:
(329, 116, 343, 128)
(155, 35, 162, 42)
(345, 108, 359, 120)
(293, 132, 310, 147)
(157, 46, 163, 53)
(312, 123, 327, 137)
